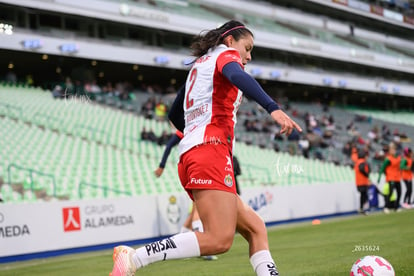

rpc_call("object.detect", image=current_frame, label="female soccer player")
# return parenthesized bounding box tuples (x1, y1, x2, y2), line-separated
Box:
(111, 20, 302, 276)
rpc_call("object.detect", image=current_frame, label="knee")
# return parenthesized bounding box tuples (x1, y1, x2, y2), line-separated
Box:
(212, 239, 233, 254)
(208, 233, 234, 254)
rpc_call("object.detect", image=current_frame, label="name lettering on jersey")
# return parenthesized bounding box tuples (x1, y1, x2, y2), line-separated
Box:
(196, 55, 211, 63)
(186, 104, 209, 123)
(145, 237, 177, 256)
(190, 178, 213, 185)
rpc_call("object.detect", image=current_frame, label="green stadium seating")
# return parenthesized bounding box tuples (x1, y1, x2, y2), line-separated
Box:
(0, 86, 357, 203)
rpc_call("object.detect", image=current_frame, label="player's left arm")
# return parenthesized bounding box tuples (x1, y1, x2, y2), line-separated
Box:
(222, 62, 302, 135)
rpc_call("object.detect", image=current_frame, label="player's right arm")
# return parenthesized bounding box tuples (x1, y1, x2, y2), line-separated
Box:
(155, 134, 182, 177)
(168, 85, 185, 132)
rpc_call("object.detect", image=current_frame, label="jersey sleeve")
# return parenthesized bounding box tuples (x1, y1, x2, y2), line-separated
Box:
(216, 49, 243, 73)
(159, 134, 181, 168)
(175, 130, 184, 139)
(168, 85, 185, 132)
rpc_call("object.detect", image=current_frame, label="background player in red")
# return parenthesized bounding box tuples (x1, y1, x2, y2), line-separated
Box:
(111, 20, 302, 276)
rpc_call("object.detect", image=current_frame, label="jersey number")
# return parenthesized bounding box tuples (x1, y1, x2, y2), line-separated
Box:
(186, 68, 197, 109)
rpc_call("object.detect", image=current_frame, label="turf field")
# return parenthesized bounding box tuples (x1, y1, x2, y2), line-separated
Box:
(1, 210, 413, 275)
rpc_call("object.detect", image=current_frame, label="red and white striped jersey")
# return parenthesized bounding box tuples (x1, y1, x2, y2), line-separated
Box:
(179, 44, 244, 156)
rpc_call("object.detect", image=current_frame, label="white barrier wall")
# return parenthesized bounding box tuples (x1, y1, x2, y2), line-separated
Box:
(0, 182, 359, 261)
(240, 182, 358, 222)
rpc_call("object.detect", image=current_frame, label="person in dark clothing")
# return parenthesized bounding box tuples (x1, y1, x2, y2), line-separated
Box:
(233, 155, 242, 195)
(154, 130, 183, 177)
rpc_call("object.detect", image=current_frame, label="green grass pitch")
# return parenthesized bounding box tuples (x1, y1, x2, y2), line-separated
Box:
(1, 210, 413, 275)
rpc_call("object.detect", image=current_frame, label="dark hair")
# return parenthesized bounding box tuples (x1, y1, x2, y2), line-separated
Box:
(190, 20, 253, 58)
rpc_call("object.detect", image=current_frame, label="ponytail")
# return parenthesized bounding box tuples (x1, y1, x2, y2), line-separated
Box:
(190, 20, 253, 59)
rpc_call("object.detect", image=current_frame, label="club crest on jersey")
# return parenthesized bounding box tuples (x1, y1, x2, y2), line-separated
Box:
(224, 174, 233, 187)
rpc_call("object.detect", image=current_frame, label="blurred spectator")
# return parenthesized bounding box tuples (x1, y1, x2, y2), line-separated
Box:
(85, 80, 101, 94)
(64, 77, 74, 95)
(157, 130, 172, 145)
(287, 129, 300, 141)
(356, 135, 366, 145)
(342, 141, 353, 156)
(141, 127, 157, 142)
(52, 85, 63, 99)
(306, 131, 323, 147)
(272, 130, 284, 142)
(377, 142, 402, 213)
(314, 150, 324, 161)
(6, 71, 17, 84)
(141, 97, 156, 119)
(354, 148, 371, 214)
(298, 134, 310, 158)
(245, 119, 260, 132)
(103, 82, 115, 96)
(25, 74, 34, 86)
(367, 126, 379, 143)
(233, 155, 242, 195)
(287, 143, 297, 156)
(381, 124, 391, 142)
(401, 147, 413, 209)
(373, 149, 386, 162)
(155, 99, 167, 121)
(351, 146, 358, 164)
(74, 80, 83, 95)
(348, 126, 360, 137)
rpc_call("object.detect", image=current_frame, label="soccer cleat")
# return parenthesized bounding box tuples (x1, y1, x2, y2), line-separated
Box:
(110, 246, 138, 276)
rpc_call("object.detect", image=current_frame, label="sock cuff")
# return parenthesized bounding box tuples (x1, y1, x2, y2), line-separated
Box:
(250, 250, 273, 269)
(172, 231, 201, 257)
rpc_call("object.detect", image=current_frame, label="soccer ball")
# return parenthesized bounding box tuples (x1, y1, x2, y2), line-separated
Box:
(350, 255, 394, 276)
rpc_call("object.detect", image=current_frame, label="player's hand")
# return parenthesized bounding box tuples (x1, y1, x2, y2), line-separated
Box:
(270, 110, 302, 136)
(154, 167, 164, 177)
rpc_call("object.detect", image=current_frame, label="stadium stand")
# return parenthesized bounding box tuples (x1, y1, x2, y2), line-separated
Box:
(7, 83, 414, 203)
(0, 85, 360, 202)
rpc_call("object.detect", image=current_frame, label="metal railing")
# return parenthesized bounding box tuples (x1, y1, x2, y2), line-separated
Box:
(7, 163, 56, 197)
(78, 181, 132, 199)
